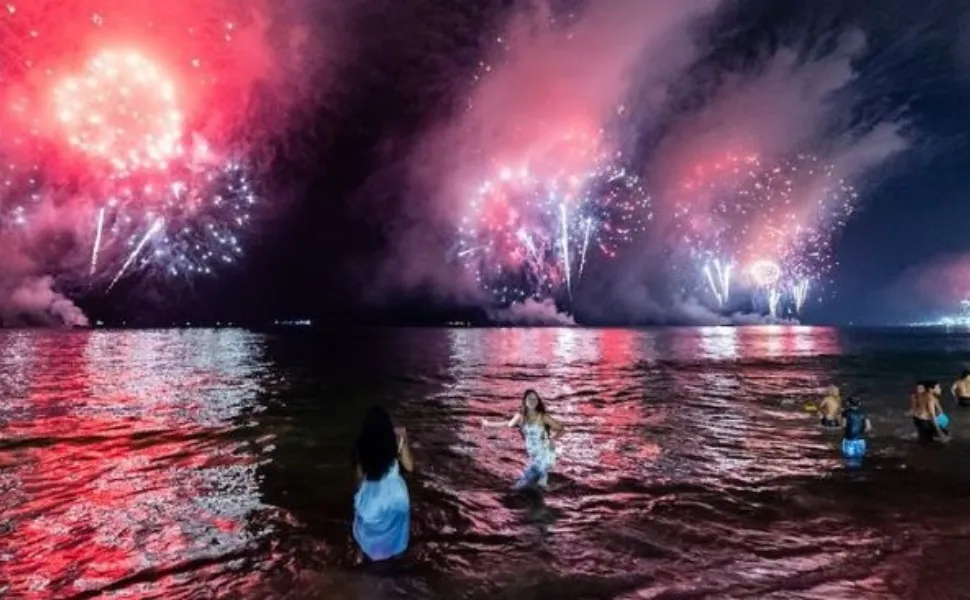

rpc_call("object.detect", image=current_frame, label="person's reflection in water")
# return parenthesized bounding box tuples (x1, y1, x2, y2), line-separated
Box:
(352, 406, 414, 562)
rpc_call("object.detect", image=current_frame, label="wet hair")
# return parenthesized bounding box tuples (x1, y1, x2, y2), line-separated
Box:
(846, 396, 861, 408)
(353, 406, 398, 481)
(961, 370, 970, 380)
(924, 380, 940, 392)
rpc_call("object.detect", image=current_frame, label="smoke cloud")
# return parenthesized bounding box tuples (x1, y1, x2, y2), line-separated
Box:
(486, 298, 575, 326)
(382, 0, 721, 323)
(367, 2, 920, 325)
(577, 26, 909, 325)
(0, 234, 87, 327)
(884, 254, 970, 321)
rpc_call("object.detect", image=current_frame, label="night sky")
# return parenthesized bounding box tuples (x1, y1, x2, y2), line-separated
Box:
(5, 0, 970, 327)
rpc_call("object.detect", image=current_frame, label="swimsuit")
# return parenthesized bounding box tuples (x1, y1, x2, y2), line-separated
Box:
(353, 460, 410, 561)
(912, 417, 947, 442)
(516, 421, 556, 489)
(820, 416, 840, 428)
(958, 396, 970, 408)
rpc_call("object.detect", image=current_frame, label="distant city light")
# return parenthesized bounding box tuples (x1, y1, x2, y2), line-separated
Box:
(273, 319, 312, 327)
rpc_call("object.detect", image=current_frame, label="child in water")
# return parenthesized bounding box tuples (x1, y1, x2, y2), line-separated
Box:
(482, 389, 565, 489)
(840, 396, 872, 466)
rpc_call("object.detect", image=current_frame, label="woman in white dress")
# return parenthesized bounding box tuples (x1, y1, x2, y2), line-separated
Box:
(482, 389, 565, 489)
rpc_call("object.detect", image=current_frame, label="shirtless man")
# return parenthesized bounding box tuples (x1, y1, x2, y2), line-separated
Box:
(951, 370, 970, 408)
(912, 381, 948, 442)
(817, 385, 842, 428)
(907, 382, 926, 416)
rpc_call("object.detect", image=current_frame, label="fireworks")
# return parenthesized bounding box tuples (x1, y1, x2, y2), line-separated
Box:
(0, 1, 284, 294)
(52, 49, 185, 174)
(703, 259, 732, 306)
(747, 259, 781, 288)
(91, 157, 256, 287)
(457, 158, 651, 304)
(679, 152, 858, 317)
(791, 279, 809, 314)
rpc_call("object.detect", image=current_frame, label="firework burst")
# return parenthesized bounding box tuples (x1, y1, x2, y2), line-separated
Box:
(679, 152, 858, 315)
(0, 1, 295, 295)
(457, 156, 651, 305)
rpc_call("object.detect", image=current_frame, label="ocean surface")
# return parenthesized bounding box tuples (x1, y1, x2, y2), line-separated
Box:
(3, 326, 970, 599)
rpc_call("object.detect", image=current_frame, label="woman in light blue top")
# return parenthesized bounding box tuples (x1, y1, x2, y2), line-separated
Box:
(353, 406, 414, 561)
(482, 389, 565, 489)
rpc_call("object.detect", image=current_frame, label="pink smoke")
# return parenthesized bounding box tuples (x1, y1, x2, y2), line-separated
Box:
(596, 29, 910, 323)
(887, 254, 970, 316)
(387, 0, 721, 306)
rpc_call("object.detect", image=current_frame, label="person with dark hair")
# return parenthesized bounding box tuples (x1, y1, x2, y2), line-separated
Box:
(912, 381, 949, 443)
(840, 396, 872, 467)
(482, 388, 564, 489)
(951, 370, 970, 408)
(352, 406, 414, 561)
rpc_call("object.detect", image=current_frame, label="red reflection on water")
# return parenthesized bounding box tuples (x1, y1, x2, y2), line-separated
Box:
(0, 331, 267, 598)
(580, 329, 662, 471)
(449, 328, 663, 487)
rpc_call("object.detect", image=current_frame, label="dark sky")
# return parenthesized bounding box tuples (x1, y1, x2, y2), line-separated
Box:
(83, 0, 970, 327)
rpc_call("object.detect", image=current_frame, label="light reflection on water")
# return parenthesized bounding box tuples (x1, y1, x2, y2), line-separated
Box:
(0, 330, 272, 598)
(3, 326, 970, 598)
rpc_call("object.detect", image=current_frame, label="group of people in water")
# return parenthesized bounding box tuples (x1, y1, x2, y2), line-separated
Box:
(816, 369, 970, 463)
(350, 389, 562, 562)
(349, 370, 970, 562)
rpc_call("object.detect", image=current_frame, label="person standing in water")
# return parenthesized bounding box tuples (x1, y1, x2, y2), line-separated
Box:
(817, 385, 842, 428)
(840, 396, 872, 466)
(482, 389, 565, 489)
(907, 382, 926, 416)
(912, 381, 949, 443)
(951, 370, 970, 408)
(352, 406, 414, 562)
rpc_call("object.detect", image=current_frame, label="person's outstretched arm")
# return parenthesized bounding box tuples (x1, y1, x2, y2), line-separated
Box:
(482, 413, 521, 429)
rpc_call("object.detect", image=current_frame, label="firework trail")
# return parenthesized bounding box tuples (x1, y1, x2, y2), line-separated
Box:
(578, 217, 592, 280)
(90, 207, 105, 276)
(108, 218, 164, 291)
(767, 287, 781, 319)
(792, 278, 810, 314)
(559, 203, 572, 298)
(703, 258, 732, 305)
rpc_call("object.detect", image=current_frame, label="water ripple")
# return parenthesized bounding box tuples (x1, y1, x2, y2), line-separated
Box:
(3, 326, 970, 598)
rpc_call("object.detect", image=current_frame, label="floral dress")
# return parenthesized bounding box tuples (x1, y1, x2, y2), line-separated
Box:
(516, 420, 556, 488)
